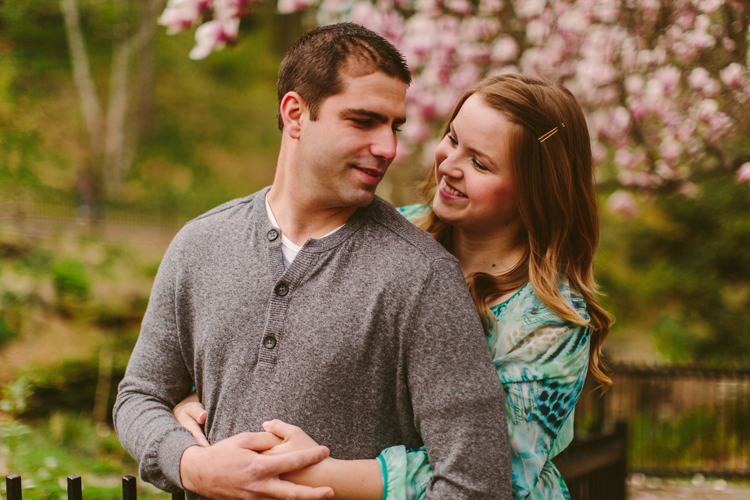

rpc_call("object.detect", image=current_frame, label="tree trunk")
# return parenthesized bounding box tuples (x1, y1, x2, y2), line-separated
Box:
(59, 0, 104, 159)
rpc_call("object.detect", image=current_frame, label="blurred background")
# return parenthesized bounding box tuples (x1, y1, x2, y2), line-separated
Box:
(0, 0, 749, 498)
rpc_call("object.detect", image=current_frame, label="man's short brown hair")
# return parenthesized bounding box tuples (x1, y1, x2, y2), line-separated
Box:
(277, 22, 411, 130)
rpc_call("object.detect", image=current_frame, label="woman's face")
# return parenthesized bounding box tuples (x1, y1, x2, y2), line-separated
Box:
(432, 94, 521, 236)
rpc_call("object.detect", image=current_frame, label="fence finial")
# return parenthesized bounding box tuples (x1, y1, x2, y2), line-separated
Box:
(6, 475, 22, 500)
(67, 475, 83, 500)
(122, 476, 137, 500)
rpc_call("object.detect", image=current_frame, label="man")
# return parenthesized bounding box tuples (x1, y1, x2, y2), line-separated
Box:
(114, 23, 511, 500)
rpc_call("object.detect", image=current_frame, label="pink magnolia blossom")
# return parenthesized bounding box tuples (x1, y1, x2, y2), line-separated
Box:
(737, 163, 750, 184)
(607, 190, 639, 218)
(478, 0, 503, 15)
(189, 18, 239, 59)
(659, 137, 682, 166)
(159, 0, 209, 34)
(720, 63, 744, 88)
(491, 37, 519, 62)
(164, 0, 750, 190)
(688, 67, 710, 89)
(677, 181, 702, 198)
(277, 0, 315, 13)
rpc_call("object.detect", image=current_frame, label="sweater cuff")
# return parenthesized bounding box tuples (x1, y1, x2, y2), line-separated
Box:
(158, 430, 202, 490)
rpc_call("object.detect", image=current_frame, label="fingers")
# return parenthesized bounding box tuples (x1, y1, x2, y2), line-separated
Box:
(183, 418, 210, 447)
(186, 402, 208, 424)
(259, 445, 330, 477)
(262, 419, 302, 440)
(174, 402, 209, 446)
(258, 479, 334, 500)
(235, 431, 284, 451)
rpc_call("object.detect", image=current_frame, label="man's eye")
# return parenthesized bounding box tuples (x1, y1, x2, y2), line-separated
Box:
(393, 126, 403, 132)
(352, 119, 373, 126)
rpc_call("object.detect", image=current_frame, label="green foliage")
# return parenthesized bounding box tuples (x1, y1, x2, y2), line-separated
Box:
(1, 412, 166, 500)
(21, 354, 130, 420)
(0, 315, 15, 345)
(598, 178, 750, 366)
(51, 258, 90, 302)
(1, 375, 32, 415)
(629, 404, 750, 469)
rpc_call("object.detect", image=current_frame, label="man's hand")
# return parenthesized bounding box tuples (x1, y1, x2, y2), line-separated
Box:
(180, 432, 334, 500)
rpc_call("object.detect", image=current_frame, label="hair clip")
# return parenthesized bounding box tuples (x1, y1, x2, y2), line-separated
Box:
(538, 122, 565, 143)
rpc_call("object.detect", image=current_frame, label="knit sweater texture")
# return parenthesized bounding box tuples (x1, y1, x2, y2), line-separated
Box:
(114, 188, 511, 499)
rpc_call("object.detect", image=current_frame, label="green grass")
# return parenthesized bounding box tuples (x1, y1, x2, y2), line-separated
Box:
(628, 406, 750, 471)
(1, 413, 168, 500)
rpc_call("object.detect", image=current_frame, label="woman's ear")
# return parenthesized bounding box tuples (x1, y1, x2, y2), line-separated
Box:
(279, 91, 305, 139)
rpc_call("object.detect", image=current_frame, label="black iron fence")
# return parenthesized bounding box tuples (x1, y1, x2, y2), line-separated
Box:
(575, 363, 750, 478)
(4, 475, 185, 500)
(553, 420, 628, 500)
(5, 424, 627, 500)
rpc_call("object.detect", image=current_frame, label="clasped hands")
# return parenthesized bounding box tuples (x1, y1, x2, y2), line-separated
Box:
(176, 401, 334, 500)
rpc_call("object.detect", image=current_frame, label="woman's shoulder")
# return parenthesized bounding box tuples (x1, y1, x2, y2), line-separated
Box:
(396, 203, 431, 223)
(499, 278, 588, 327)
(489, 278, 591, 373)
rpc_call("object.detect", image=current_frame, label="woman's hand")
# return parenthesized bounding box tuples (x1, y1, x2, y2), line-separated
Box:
(263, 420, 384, 500)
(173, 393, 210, 447)
(261, 419, 320, 455)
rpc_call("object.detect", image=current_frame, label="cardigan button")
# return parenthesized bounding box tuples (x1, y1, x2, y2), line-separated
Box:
(263, 336, 277, 349)
(267, 229, 279, 241)
(275, 283, 289, 296)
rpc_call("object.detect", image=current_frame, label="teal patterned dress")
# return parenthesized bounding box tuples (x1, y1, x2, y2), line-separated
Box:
(379, 205, 592, 500)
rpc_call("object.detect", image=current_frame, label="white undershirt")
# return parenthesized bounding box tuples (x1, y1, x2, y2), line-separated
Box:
(265, 194, 343, 268)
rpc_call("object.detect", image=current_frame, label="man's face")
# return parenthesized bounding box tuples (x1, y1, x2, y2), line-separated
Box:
(296, 70, 407, 209)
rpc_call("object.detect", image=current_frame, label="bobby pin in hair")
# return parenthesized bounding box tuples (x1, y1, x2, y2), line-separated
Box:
(538, 122, 565, 143)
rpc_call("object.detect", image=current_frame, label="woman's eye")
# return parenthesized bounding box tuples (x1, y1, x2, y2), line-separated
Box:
(448, 134, 458, 146)
(472, 159, 488, 171)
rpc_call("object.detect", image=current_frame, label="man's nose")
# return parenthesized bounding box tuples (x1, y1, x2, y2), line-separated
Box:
(371, 127, 398, 161)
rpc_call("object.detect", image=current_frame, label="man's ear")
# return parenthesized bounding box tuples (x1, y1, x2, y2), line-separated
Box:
(279, 91, 305, 139)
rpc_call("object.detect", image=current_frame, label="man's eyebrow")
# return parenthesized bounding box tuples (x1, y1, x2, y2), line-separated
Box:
(341, 108, 407, 126)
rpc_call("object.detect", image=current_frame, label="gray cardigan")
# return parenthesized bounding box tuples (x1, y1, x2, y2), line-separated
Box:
(114, 188, 511, 499)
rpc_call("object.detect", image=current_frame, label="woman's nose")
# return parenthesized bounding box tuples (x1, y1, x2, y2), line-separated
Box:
(437, 150, 463, 179)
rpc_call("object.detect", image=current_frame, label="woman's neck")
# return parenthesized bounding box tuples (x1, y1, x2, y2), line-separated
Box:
(452, 225, 525, 278)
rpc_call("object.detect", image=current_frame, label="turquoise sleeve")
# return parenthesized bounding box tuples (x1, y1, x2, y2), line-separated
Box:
(377, 445, 432, 500)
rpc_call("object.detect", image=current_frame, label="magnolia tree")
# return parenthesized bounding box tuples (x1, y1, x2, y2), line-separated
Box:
(159, 0, 750, 215)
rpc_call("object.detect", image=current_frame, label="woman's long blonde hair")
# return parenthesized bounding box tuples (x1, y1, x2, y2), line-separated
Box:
(418, 74, 612, 389)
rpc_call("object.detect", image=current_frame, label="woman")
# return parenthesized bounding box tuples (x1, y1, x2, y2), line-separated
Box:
(174, 73, 612, 499)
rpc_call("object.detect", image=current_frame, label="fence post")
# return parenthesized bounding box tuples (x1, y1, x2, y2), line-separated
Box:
(6, 475, 22, 500)
(614, 419, 628, 500)
(67, 475, 83, 500)
(122, 476, 137, 500)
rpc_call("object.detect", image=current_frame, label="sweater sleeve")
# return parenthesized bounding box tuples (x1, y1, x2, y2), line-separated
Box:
(113, 232, 200, 492)
(405, 258, 512, 500)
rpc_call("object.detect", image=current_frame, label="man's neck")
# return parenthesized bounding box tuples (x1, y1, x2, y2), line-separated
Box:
(266, 186, 356, 246)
